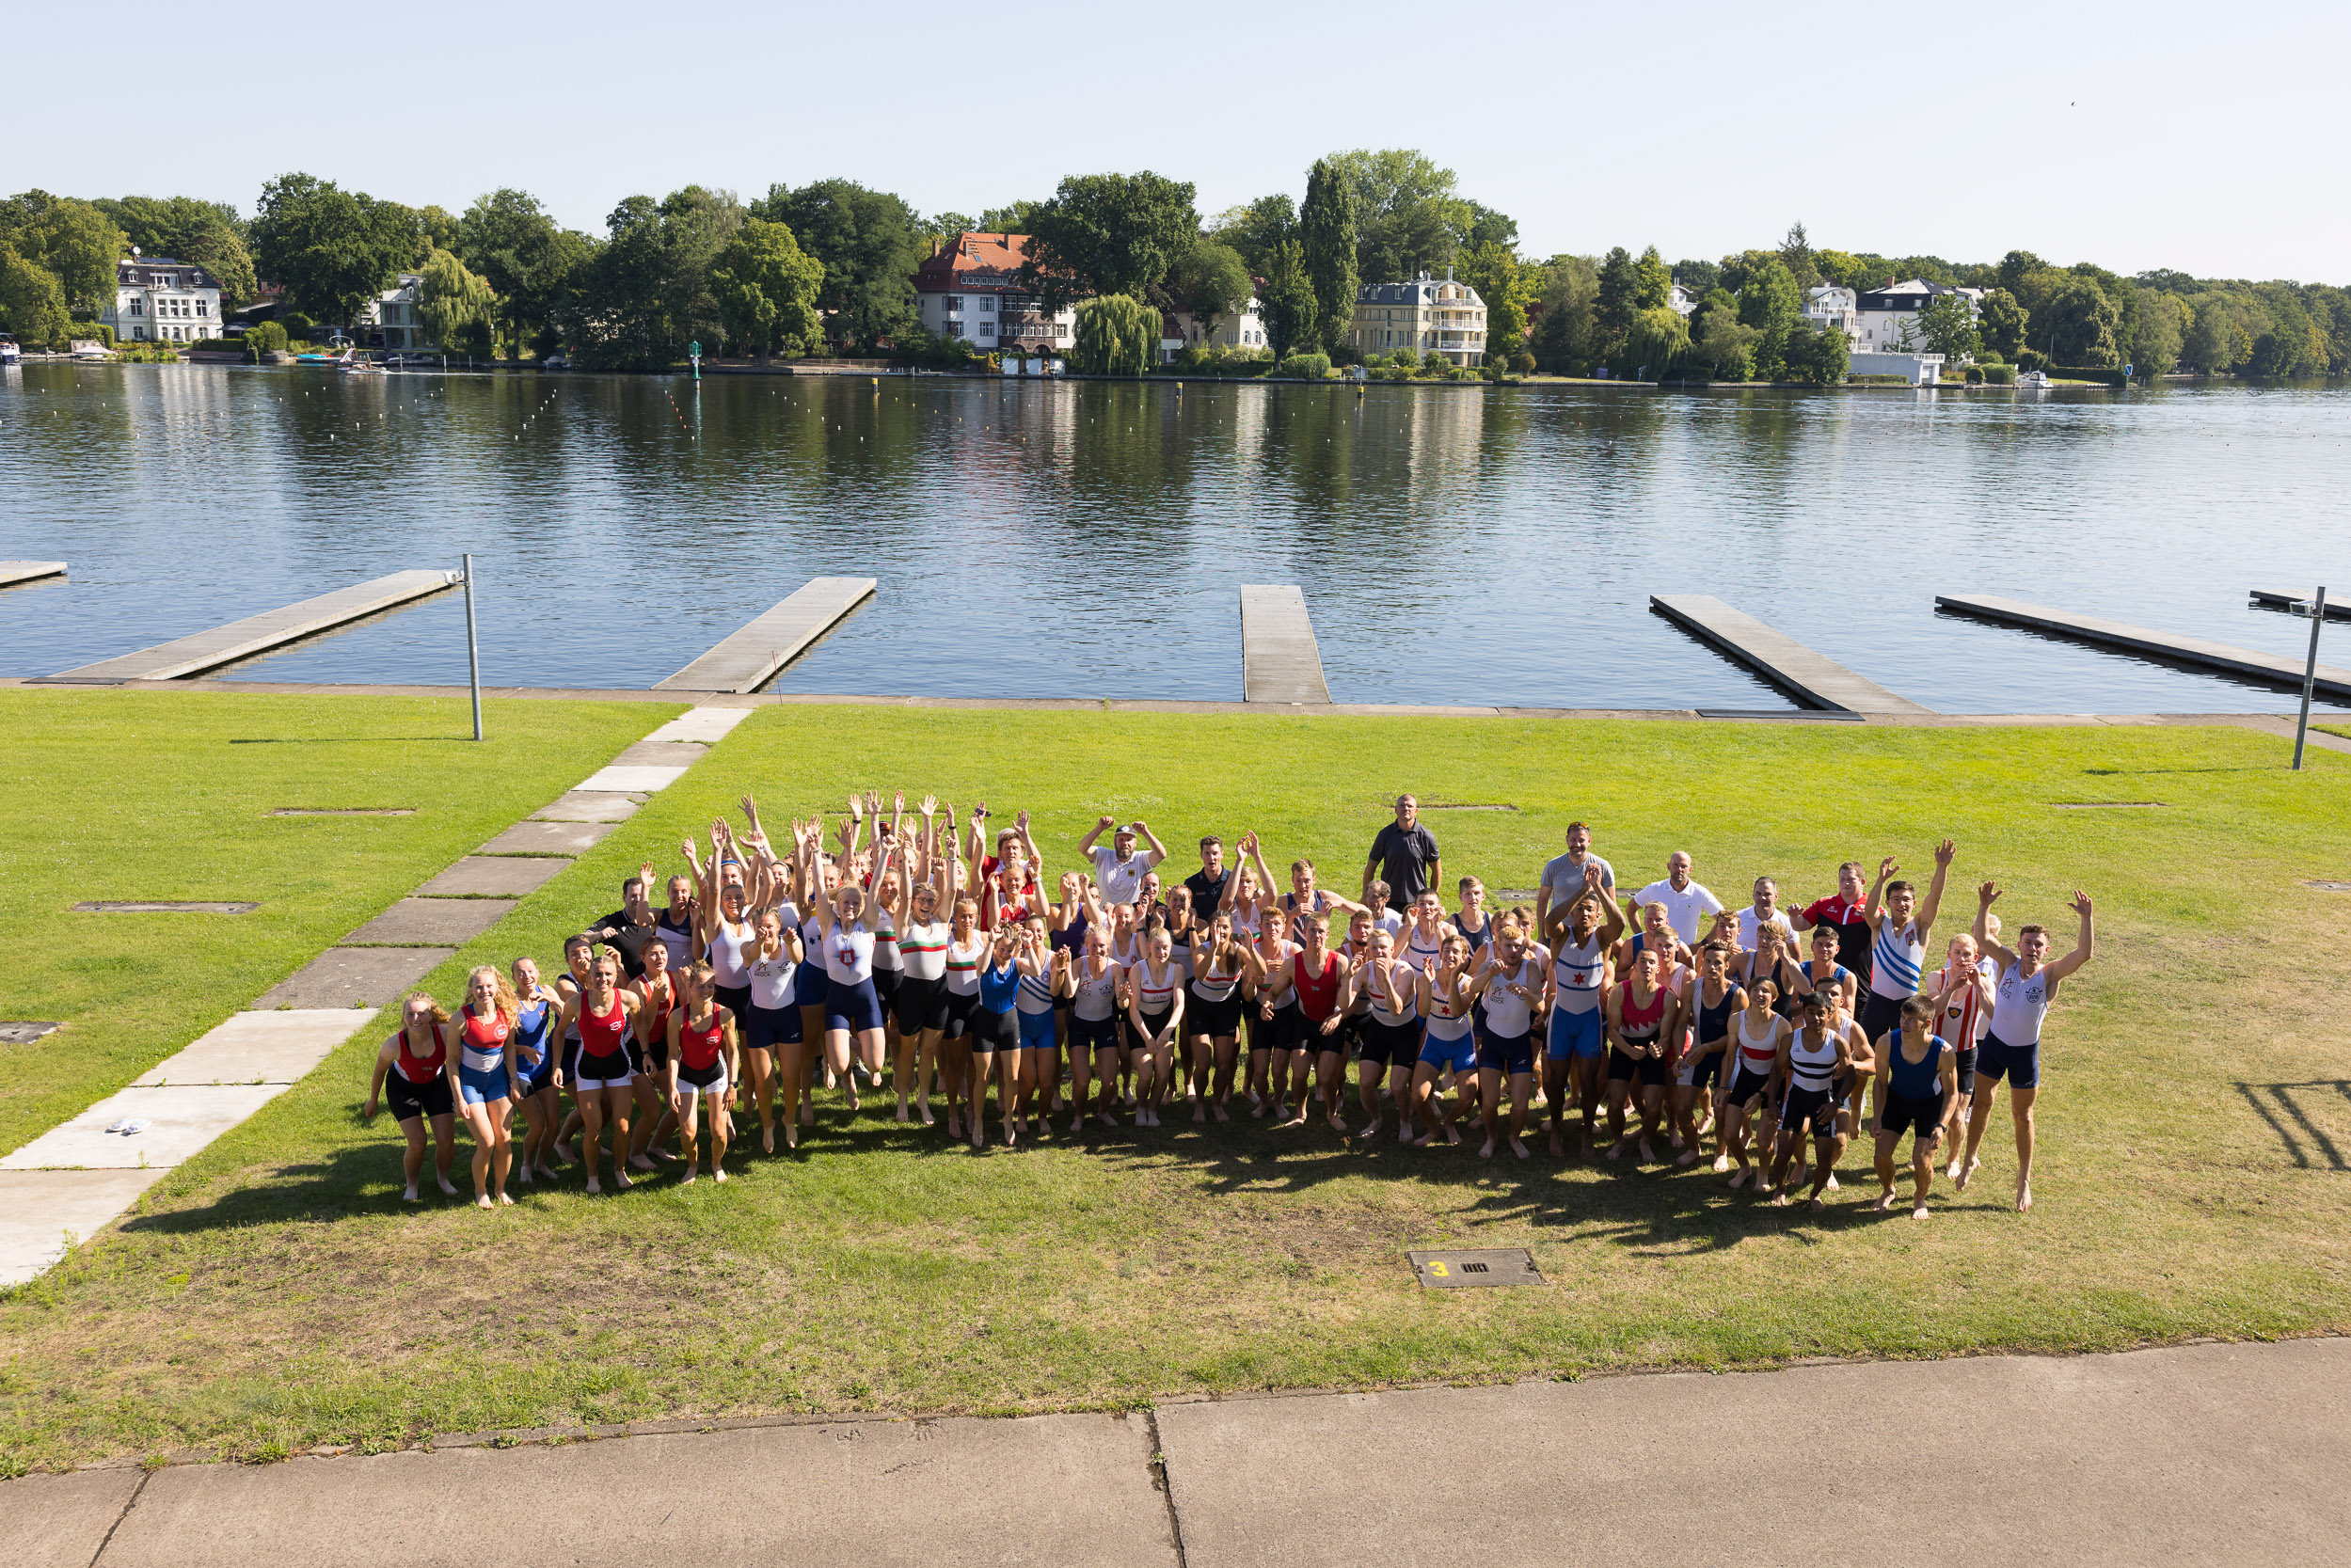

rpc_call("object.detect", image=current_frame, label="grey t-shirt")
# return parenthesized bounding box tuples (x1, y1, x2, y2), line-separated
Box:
(1541, 851, 1616, 907)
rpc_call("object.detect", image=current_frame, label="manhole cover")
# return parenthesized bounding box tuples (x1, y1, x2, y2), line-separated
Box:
(1420, 802, 1518, 812)
(1408, 1248, 1544, 1290)
(0, 1022, 62, 1044)
(72, 901, 260, 914)
(2051, 801, 2165, 809)
(1490, 889, 1540, 903)
(271, 807, 416, 816)
(2306, 881, 2351, 894)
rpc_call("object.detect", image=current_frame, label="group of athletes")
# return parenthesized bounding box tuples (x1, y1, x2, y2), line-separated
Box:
(365, 792, 2095, 1218)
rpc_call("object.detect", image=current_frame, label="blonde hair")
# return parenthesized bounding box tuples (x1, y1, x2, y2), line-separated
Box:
(400, 991, 450, 1033)
(465, 964, 519, 1026)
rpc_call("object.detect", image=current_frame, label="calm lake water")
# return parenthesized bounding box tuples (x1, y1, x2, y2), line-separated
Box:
(3, 362, 2347, 713)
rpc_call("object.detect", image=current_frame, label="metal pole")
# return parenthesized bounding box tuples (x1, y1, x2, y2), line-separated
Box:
(2293, 585, 2327, 770)
(462, 553, 483, 742)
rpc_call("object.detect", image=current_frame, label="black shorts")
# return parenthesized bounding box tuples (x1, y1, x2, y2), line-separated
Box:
(1127, 1006, 1173, 1053)
(1358, 1017, 1424, 1068)
(745, 1002, 800, 1053)
(942, 986, 979, 1039)
(894, 974, 948, 1035)
(1859, 990, 1906, 1044)
(1184, 986, 1245, 1039)
(871, 967, 900, 1009)
(1254, 1000, 1303, 1053)
(1071, 1011, 1120, 1054)
(971, 1006, 1017, 1054)
(678, 1057, 726, 1092)
(387, 1070, 453, 1121)
(1779, 1085, 1835, 1135)
(1880, 1089, 1947, 1140)
(1607, 1047, 1666, 1086)
(1728, 1065, 1774, 1108)
(1953, 1044, 1978, 1098)
(714, 982, 753, 1019)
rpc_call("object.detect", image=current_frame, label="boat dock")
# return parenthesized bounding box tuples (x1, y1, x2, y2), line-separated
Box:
(1936, 594, 2351, 701)
(1649, 594, 1931, 714)
(43, 570, 460, 682)
(2249, 589, 2348, 622)
(655, 578, 876, 693)
(1240, 584, 1332, 705)
(0, 562, 67, 589)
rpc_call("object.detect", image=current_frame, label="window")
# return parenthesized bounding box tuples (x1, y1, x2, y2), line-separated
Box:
(156, 275, 173, 288)
(978, 321, 994, 337)
(946, 322, 963, 339)
(945, 295, 962, 312)
(197, 300, 208, 316)
(979, 296, 994, 312)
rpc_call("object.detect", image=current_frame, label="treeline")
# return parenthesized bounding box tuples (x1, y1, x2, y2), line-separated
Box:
(3, 175, 2346, 381)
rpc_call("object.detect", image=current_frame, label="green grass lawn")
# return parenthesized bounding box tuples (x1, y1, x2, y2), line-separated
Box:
(0, 689, 673, 1157)
(4, 704, 2349, 1470)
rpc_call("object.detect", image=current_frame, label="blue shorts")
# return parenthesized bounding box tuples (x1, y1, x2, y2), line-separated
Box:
(511, 1045, 555, 1098)
(1018, 1008, 1057, 1052)
(457, 1061, 511, 1105)
(1418, 1027, 1477, 1075)
(1975, 1032, 2041, 1090)
(1071, 1012, 1120, 1053)
(793, 960, 829, 1008)
(1475, 1025, 1534, 1078)
(745, 1002, 802, 1052)
(824, 976, 883, 1034)
(1547, 1006, 1604, 1061)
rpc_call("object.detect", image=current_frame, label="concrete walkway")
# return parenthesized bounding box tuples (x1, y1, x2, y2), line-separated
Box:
(0, 705, 755, 1288)
(6, 1338, 2343, 1566)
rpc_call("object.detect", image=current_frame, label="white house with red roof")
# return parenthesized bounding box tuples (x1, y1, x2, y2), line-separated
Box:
(913, 232, 1076, 355)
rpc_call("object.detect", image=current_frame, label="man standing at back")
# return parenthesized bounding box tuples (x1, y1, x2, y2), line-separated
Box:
(1080, 816, 1166, 907)
(1363, 795, 1442, 910)
(1792, 860, 1876, 992)
(1632, 851, 1724, 945)
(1538, 822, 1615, 940)
(1186, 834, 1233, 923)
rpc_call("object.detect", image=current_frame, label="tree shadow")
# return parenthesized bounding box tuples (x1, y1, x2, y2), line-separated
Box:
(2232, 1080, 2351, 1170)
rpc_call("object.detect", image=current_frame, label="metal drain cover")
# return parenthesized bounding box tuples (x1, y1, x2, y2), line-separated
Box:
(0, 1022, 63, 1044)
(1408, 1248, 1544, 1289)
(2306, 881, 2351, 893)
(73, 901, 259, 914)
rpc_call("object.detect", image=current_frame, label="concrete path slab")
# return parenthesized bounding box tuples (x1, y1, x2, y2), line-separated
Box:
(252, 947, 453, 1009)
(134, 1008, 373, 1086)
(342, 897, 515, 946)
(482, 818, 617, 854)
(1651, 594, 1932, 713)
(1, 1085, 288, 1170)
(645, 706, 755, 744)
(413, 856, 568, 898)
(577, 764, 691, 793)
(609, 739, 708, 768)
(0, 1466, 141, 1568)
(655, 577, 877, 693)
(0, 560, 70, 590)
(97, 1412, 1173, 1568)
(1240, 583, 1332, 705)
(1938, 593, 2351, 701)
(0, 1168, 168, 1286)
(531, 790, 642, 823)
(1155, 1338, 2351, 1568)
(47, 570, 460, 682)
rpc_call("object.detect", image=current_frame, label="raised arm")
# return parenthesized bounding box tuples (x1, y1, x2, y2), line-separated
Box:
(1915, 838, 1955, 933)
(1973, 882, 2019, 971)
(1078, 814, 1112, 861)
(2044, 893, 2096, 984)
(1133, 817, 1168, 870)
(1864, 855, 1897, 926)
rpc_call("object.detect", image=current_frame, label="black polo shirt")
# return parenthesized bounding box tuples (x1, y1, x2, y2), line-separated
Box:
(1368, 822, 1440, 905)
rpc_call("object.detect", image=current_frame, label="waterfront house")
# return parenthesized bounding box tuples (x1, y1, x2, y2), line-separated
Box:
(1853, 278, 1982, 351)
(1805, 284, 1861, 343)
(1160, 298, 1272, 363)
(1348, 269, 1487, 366)
(1669, 282, 1699, 317)
(913, 233, 1077, 356)
(371, 275, 430, 352)
(101, 254, 221, 343)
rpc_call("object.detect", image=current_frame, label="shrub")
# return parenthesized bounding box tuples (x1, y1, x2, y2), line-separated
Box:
(244, 321, 289, 361)
(1963, 366, 1984, 384)
(1981, 364, 2016, 385)
(2014, 348, 2048, 372)
(1973, 349, 2005, 366)
(1276, 352, 1330, 380)
(61, 320, 116, 349)
(1510, 350, 1535, 374)
(279, 311, 314, 337)
(1388, 347, 1421, 371)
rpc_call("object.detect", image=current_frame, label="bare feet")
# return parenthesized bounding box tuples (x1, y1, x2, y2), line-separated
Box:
(498, 1192, 515, 1206)
(1676, 1148, 1700, 1167)
(1605, 1140, 1624, 1163)
(1711, 1153, 1731, 1173)
(1912, 1202, 1930, 1219)
(1955, 1156, 1980, 1191)
(2016, 1182, 2033, 1212)
(1824, 1173, 1839, 1192)
(584, 1178, 602, 1196)
(1808, 1196, 1826, 1212)
(1727, 1168, 1749, 1190)
(1636, 1138, 1656, 1164)
(1549, 1130, 1565, 1157)
(612, 1169, 634, 1191)
(1873, 1191, 1897, 1212)
(1510, 1136, 1529, 1160)
(475, 1193, 492, 1209)
(761, 1128, 775, 1154)
(680, 1170, 697, 1186)
(919, 1099, 934, 1127)
(437, 1178, 459, 1196)
(1479, 1137, 1498, 1159)
(1442, 1122, 1461, 1146)
(629, 1155, 659, 1173)
(1396, 1122, 1412, 1145)
(1771, 1191, 1789, 1208)
(1193, 1104, 1208, 1124)
(1214, 1102, 1231, 1123)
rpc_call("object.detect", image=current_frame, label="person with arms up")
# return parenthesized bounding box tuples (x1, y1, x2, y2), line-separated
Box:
(1080, 815, 1166, 907)
(1362, 794, 1442, 910)
(1958, 884, 2095, 1212)
(1858, 841, 1955, 1045)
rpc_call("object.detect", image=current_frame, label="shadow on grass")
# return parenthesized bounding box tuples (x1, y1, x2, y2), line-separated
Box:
(2232, 1080, 2351, 1170)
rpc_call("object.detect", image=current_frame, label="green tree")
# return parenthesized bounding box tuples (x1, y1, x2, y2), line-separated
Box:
(417, 205, 460, 261)
(711, 217, 824, 361)
(1204, 195, 1294, 277)
(94, 196, 259, 309)
(1529, 254, 1597, 373)
(1780, 322, 1851, 384)
(1737, 259, 1801, 378)
(1672, 258, 1721, 294)
(1776, 221, 1820, 291)
(1594, 245, 1638, 347)
(558, 186, 741, 371)
(2038, 274, 2121, 366)
(1162, 237, 1252, 340)
(1257, 238, 1317, 363)
(1459, 241, 1528, 366)
(1915, 292, 1980, 359)
(1298, 158, 1358, 356)
(418, 247, 498, 357)
(1463, 203, 1518, 253)
(1978, 288, 2029, 358)
(1325, 148, 1468, 282)
(1812, 248, 1871, 293)
(454, 190, 586, 358)
(1691, 290, 1759, 381)
(1633, 245, 1672, 310)
(0, 240, 71, 348)
(752, 180, 925, 352)
(1625, 305, 1689, 379)
(241, 319, 288, 362)
(1070, 293, 1161, 375)
(2130, 289, 2184, 378)
(922, 211, 978, 249)
(0, 192, 125, 313)
(1018, 171, 1199, 310)
(977, 200, 1042, 235)
(250, 173, 417, 328)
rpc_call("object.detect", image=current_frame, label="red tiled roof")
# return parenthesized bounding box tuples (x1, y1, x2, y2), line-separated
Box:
(914, 233, 1033, 293)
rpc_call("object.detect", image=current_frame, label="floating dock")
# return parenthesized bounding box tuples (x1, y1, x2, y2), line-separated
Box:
(1650, 594, 1932, 714)
(1936, 594, 2351, 702)
(656, 578, 876, 693)
(2249, 589, 2349, 622)
(0, 561, 67, 589)
(45, 569, 460, 682)
(1240, 584, 1332, 705)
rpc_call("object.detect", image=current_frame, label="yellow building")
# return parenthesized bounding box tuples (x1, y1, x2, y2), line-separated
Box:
(1349, 267, 1486, 366)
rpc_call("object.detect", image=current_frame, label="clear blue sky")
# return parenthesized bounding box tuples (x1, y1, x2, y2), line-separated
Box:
(11, 0, 2345, 282)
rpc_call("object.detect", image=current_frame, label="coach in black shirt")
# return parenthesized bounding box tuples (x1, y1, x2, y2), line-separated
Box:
(592, 865, 661, 979)
(1183, 834, 1233, 922)
(1363, 795, 1442, 908)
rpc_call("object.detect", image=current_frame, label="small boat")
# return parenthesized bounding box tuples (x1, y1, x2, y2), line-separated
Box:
(338, 353, 380, 372)
(0, 333, 19, 366)
(2015, 370, 2050, 388)
(294, 351, 339, 365)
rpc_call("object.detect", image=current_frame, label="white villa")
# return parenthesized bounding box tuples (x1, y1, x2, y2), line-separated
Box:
(1853, 278, 1984, 352)
(1348, 268, 1487, 366)
(100, 254, 221, 343)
